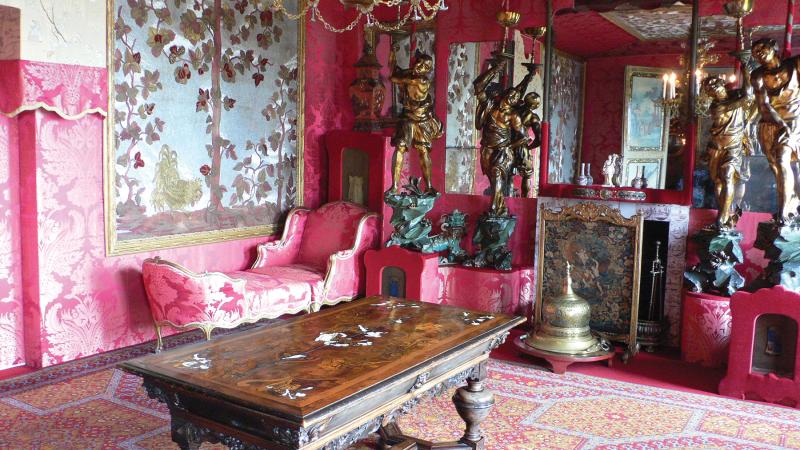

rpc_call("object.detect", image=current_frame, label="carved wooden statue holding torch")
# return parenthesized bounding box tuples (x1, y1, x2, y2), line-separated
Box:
(388, 52, 443, 194)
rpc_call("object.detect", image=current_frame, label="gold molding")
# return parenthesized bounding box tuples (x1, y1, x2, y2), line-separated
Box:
(535, 202, 644, 351)
(104, 0, 306, 256)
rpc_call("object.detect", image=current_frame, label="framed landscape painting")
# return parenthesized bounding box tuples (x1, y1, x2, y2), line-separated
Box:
(536, 203, 644, 354)
(622, 65, 667, 152)
(105, 0, 305, 255)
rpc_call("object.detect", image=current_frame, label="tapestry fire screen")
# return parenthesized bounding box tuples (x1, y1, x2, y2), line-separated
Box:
(105, 0, 305, 255)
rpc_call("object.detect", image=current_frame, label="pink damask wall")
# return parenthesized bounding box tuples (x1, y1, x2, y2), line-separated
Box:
(0, 13, 354, 369)
(0, 116, 23, 369)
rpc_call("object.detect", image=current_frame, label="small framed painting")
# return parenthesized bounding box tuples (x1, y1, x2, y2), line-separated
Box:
(623, 159, 662, 188)
(622, 66, 668, 152)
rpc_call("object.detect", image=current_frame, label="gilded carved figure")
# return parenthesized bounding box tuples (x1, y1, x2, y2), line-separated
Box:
(473, 59, 535, 215)
(751, 38, 800, 222)
(388, 52, 443, 194)
(701, 75, 755, 229)
(516, 91, 542, 198)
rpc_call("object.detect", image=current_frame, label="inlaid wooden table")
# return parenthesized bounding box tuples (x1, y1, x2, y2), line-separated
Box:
(120, 296, 524, 450)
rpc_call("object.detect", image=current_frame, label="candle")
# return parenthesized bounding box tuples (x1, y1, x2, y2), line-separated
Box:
(662, 73, 669, 99)
(669, 72, 677, 99)
(694, 69, 702, 95)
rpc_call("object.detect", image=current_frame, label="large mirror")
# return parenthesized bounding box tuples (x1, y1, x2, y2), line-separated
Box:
(692, 2, 795, 215)
(543, 0, 697, 200)
(443, 32, 545, 195)
(366, 22, 436, 125)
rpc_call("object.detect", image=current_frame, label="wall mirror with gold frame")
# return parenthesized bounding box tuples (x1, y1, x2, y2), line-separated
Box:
(443, 33, 545, 195)
(540, 0, 699, 204)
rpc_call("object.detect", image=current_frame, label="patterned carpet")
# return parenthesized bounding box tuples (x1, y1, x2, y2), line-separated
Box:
(2, 359, 800, 449)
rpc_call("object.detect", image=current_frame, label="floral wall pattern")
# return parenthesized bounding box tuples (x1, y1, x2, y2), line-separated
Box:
(0, 0, 345, 369)
(548, 50, 583, 185)
(0, 116, 23, 369)
(109, 0, 303, 253)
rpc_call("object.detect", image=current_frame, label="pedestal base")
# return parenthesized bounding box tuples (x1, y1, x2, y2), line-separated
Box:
(514, 336, 615, 374)
(681, 290, 731, 368)
(684, 228, 744, 296)
(751, 220, 800, 292)
(466, 212, 517, 271)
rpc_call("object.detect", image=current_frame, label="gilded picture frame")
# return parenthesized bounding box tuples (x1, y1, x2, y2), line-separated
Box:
(535, 203, 644, 352)
(104, 0, 306, 255)
(623, 158, 662, 188)
(621, 65, 668, 153)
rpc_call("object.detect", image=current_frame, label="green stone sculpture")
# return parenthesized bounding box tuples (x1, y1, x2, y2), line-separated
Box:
(750, 220, 800, 292)
(684, 228, 745, 296)
(425, 210, 469, 264)
(384, 177, 439, 251)
(466, 212, 517, 271)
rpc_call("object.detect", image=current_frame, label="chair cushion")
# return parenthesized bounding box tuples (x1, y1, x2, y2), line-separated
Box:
(296, 202, 367, 270)
(142, 260, 248, 328)
(236, 265, 325, 317)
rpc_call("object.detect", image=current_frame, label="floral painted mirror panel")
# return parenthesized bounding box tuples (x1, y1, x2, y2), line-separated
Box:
(106, 0, 304, 255)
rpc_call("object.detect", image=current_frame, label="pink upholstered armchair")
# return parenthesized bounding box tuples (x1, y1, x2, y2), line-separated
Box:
(142, 202, 380, 351)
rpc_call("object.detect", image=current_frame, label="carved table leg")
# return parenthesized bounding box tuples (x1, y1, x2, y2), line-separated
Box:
(451, 363, 494, 449)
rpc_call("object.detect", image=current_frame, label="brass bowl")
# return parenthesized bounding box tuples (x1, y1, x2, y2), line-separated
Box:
(522, 26, 546, 40)
(496, 11, 521, 28)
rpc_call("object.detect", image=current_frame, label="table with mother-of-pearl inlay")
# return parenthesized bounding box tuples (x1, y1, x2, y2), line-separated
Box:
(120, 296, 524, 450)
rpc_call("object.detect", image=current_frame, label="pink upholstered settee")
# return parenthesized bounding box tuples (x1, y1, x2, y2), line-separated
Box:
(142, 202, 380, 350)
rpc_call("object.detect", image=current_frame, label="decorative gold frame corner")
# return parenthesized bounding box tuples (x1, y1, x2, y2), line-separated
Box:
(535, 202, 644, 352)
(103, 0, 306, 256)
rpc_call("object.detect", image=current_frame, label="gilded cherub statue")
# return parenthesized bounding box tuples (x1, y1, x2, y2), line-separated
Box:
(751, 38, 800, 222)
(388, 52, 443, 194)
(473, 58, 535, 215)
(701, 75, 754, 230)
(515, 91, 542, 198)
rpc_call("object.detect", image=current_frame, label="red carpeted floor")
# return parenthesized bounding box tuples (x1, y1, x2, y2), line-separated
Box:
(498, 329, 727, 396)
(2, 325, 795, 449)
(2, 356, 800, 449)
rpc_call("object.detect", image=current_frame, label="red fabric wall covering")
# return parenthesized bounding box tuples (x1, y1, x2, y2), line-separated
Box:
(580, 53, 683, 182)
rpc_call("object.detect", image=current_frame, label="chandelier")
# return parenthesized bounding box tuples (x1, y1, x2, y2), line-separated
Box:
(267, 0, 448, 33)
